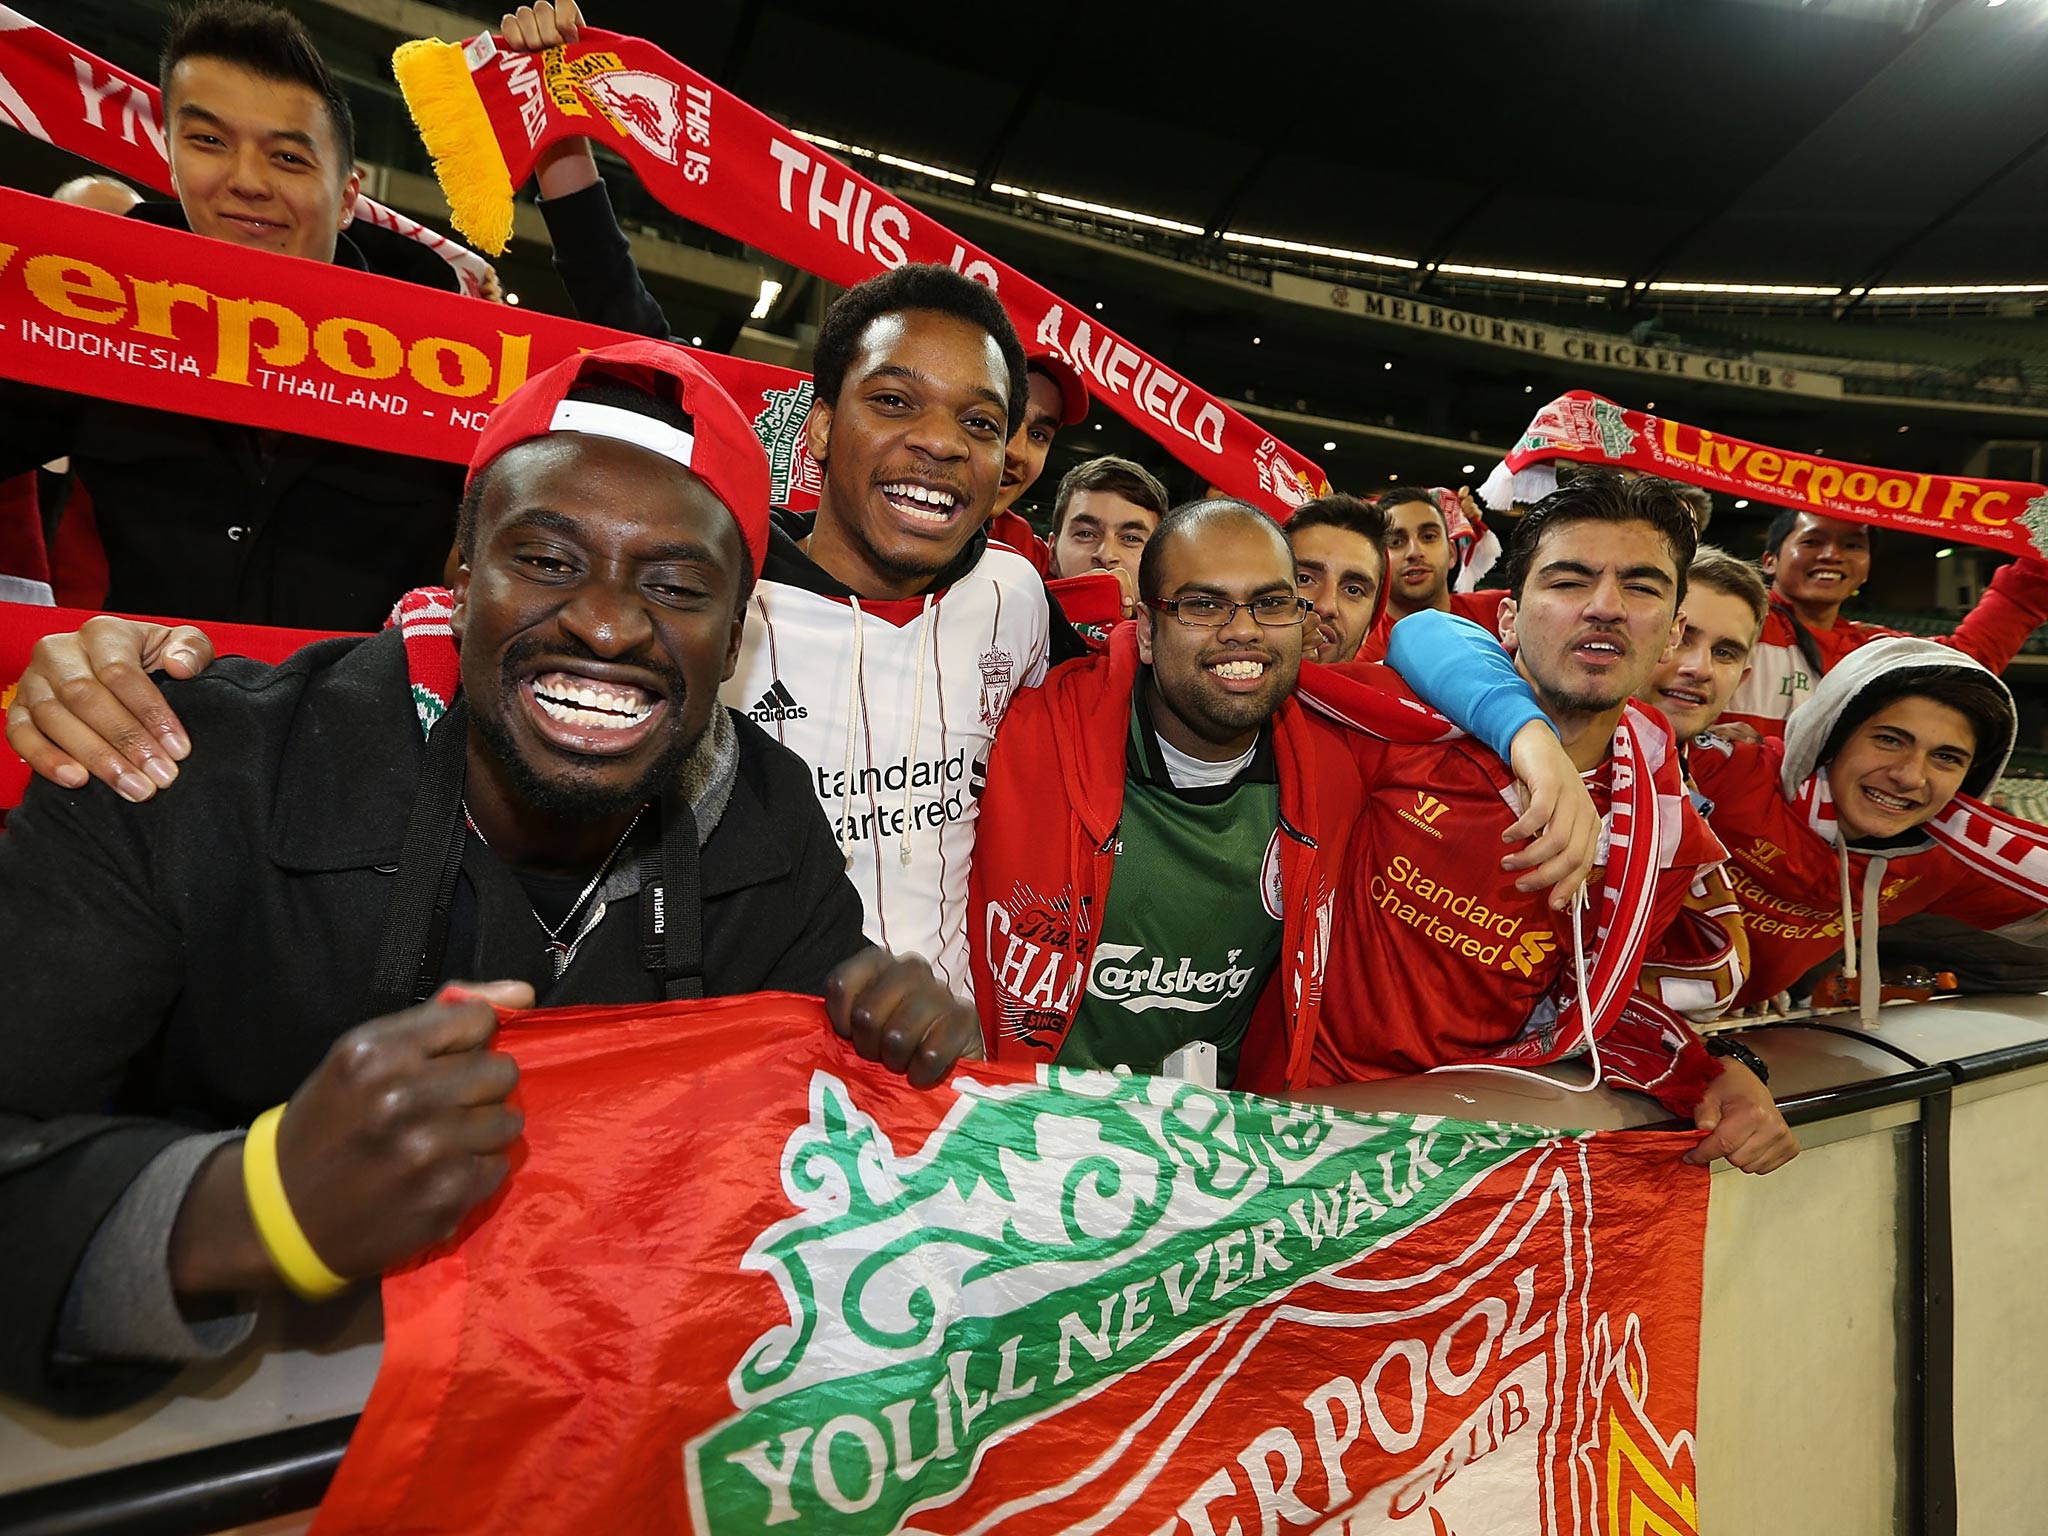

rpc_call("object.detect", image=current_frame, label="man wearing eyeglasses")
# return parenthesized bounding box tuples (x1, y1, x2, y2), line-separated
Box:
(967, 498, 1595, 1090)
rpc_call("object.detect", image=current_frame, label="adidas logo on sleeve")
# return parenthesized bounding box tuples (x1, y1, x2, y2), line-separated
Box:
(748, 680, 807, 722)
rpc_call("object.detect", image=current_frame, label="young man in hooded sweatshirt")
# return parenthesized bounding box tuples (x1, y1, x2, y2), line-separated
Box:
(1691, 636, 2048, 1014)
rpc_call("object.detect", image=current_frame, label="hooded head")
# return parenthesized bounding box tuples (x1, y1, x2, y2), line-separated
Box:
(1782, 636, 2016, 832)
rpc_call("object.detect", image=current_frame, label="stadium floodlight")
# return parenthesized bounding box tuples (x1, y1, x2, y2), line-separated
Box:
(750, 279, 783, 322)
(1221, 231, 1419, 271)
(1437, 262, 1627, 289)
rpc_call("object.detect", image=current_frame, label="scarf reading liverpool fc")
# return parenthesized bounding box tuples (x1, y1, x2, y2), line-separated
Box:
(1491, 390, 2048, 561)
(387, 25, 1329, 516)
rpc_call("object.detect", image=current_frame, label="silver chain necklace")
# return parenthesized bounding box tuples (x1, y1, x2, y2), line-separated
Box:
(460, 799, 646, 973)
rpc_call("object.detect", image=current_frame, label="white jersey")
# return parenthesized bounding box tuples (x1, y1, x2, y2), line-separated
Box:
(722, 545, 1051, 995)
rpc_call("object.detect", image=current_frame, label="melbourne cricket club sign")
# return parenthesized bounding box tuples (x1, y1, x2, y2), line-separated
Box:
(312, 995, 1707, 1535)
(1273, 272, 1844, 402)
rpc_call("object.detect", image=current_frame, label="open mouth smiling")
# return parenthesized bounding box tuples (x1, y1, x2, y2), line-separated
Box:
(878, 480, 963, 525)
(520, 668, 668, 755)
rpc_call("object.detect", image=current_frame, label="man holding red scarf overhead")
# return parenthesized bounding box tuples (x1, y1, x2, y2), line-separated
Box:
(0, 2, 477, 634)
(1719, 507, 2048, 737)
(1308, 474, 1796, 1175)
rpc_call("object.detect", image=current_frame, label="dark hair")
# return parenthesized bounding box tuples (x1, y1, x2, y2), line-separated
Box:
(810, 264, 1029, 436)
(1288, 493, 1389, 550)
(1686, 544, 1769, 640)
(1374, 486, 1444, 531)
(1763, 505, 1874, 564)
(161, 2, 356, 169)
(1818, 666, 2013, 800)
(1137, 496, 1289, 605)
(1658, 479, 1711, 535)
(459, 379, 755, 607)
(1500, 470, 1697, 605)
(1050, 455, 1169, 538)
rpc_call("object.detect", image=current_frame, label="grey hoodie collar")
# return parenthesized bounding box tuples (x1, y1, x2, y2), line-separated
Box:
(1779, 635, 2015, 817)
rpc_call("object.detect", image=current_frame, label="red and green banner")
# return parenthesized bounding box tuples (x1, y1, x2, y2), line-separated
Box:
(1509, 390, 2048, 559)
(312, 993, 1709, 1535)
(391, 27, 1329, 517)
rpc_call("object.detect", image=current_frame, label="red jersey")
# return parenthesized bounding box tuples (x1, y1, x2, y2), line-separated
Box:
(1308, 668, 1730, 1111)
(1357, 589, 1508, 664)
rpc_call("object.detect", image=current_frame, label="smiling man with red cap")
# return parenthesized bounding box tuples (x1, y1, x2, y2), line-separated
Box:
(0, 340, 979, 1413)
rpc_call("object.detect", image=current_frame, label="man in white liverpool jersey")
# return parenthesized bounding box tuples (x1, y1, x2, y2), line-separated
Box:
(733, 265, 1064, 994)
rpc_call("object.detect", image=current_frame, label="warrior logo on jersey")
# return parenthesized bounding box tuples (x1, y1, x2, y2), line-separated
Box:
(979, 645, 1014, 731)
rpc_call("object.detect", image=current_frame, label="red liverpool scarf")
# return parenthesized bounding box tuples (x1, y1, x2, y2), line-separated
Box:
(389, 26, 1329, 517)
(1500, 390, 2048, 561)
(0, 5, 493, 297)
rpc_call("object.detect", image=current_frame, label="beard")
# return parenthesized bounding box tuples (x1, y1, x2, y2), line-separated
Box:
(470, 633, 702, 820)
(1152, 651, 1302, 746)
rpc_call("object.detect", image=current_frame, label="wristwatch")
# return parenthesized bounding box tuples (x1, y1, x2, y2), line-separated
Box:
(1705, 1035, 1771, 1085)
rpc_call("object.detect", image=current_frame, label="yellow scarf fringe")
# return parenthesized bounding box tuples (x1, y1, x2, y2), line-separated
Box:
(391, 38, 516, 256)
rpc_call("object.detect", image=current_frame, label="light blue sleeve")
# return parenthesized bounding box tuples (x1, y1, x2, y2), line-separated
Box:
(1384, 608, 1553, 760)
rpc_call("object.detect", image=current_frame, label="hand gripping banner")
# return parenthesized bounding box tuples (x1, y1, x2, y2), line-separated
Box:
(0, 4, 495, 296)
(312, 993, 1710, 1535)
(389, 27, 1330, 516)
(1506, 391, 2048, 560)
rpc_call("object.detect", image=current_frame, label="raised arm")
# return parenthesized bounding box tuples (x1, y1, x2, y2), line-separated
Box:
(498, 2, 673, 340)
(1940, 555, 2048, 674)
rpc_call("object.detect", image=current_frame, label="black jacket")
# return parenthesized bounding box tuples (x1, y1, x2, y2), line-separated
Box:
(0, 203, 465, 630)
(0, 627, 866, 1409)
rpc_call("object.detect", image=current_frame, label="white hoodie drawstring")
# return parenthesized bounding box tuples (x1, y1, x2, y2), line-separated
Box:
(836, 597, 865, 865)
(1834, 838, 1889, 1026)
(1837, 838, 1857, 980)
(899, 594, 935, 866)
(1859, 857, 1886, 1027)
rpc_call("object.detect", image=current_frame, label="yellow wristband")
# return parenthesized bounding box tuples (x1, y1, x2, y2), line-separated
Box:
(242, 1104, 348, 1301)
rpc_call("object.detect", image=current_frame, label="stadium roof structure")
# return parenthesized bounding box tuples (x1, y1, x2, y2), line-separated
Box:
(579, 0, 2048, 307)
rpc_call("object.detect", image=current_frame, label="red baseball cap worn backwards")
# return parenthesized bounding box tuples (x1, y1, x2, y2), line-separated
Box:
(468, 340, 773, 575)
(1027, 349, 1090, 428)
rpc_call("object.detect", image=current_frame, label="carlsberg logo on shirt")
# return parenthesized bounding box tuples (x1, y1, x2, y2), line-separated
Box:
(1086, 942, 1260, 1014)
(683, 1069, 1543, 1534)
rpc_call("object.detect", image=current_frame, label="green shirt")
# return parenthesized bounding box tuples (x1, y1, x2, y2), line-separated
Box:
(1057, 680, 1284, 1084)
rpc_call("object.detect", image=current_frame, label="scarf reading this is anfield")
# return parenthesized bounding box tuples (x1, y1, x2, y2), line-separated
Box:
(1506, 391, 2048, 560)
(390, 26, 1330, 516)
